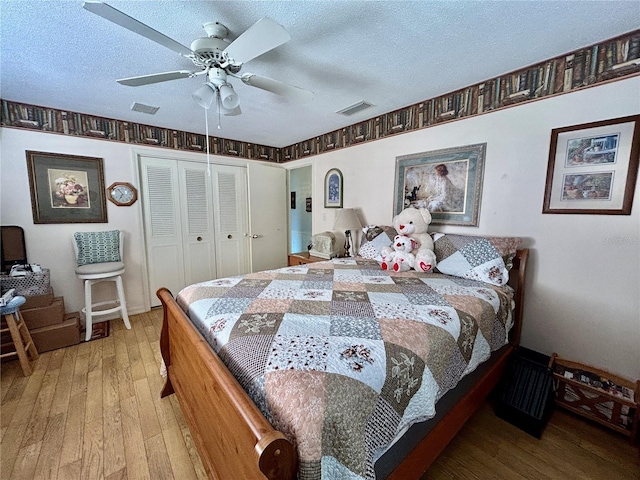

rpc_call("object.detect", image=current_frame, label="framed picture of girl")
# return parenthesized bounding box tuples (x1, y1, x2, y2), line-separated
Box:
(394, 144, 486, 226)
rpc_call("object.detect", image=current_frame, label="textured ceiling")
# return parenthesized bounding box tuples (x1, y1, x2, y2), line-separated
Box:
(1, 1, 639, 148)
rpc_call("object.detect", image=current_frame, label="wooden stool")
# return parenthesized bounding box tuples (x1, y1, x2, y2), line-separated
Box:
(0, 296, 39, 376)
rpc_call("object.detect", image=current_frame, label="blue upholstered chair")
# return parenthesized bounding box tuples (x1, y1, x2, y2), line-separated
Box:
(0, 295, 39, 375)
(73, 230, 131, 341)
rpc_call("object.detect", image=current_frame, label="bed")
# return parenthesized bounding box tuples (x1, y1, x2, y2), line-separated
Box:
(158, 234, 529, 480)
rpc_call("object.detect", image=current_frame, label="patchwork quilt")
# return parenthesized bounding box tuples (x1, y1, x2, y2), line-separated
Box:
(176, 258, 514, 480)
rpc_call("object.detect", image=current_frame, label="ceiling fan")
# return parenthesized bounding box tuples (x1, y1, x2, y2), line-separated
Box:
(82, 1, 313, 117)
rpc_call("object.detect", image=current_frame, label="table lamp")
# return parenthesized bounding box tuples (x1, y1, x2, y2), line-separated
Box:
(333, 208, 362, 257)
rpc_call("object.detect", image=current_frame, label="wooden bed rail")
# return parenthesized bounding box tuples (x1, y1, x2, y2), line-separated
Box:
(388, 247, 530, 478)
(157, 288, 297, 480)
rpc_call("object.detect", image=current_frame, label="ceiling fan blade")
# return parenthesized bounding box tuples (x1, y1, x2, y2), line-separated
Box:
(224, 17, 291, 64)
(241, 74, 313, 104)
(83, 1, 195, 57)
(117, 70, 196, 86)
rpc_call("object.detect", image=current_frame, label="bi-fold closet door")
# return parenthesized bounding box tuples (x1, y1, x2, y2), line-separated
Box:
(140, 156, 249, 307)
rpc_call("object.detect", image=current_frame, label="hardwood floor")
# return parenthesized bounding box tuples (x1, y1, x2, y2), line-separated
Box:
(1, 309, 638, 480)
(425, 402, 640, 480)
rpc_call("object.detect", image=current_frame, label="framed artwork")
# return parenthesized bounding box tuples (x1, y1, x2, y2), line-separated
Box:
(543, 115, 639, 215)
(324, 168, 343, 208)
(26, 151, 108, 224)
(394, 143, 486, 226)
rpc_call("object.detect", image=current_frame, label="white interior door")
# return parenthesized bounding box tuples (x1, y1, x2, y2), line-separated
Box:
(140, 156, 185, 306)
(140, 155, 285, 307)
(211, 165, 250, 278)
(247, 162, 288, 272)
(179, 162, 217, 286)
(141, 156, 218, 306)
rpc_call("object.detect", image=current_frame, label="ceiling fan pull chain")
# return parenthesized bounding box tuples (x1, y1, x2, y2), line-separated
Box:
(204, 107, 211, 176)
(216, 90, 222, 130)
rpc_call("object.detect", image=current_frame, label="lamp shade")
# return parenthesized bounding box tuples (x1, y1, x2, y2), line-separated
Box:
(219, 83, 239, 110)
(192, 83, 216, 109)
(333, 208, 362, 232)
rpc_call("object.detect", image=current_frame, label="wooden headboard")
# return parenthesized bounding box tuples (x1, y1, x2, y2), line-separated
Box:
(509, 248, 529, 347)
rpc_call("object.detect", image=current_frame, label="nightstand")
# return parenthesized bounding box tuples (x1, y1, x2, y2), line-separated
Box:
(287, 252, 327, 266)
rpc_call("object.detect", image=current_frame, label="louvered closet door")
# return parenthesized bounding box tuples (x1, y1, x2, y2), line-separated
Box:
(178, 162, 217, 287)
(211, 165, 250, 278)
(140, 156, 186, 306)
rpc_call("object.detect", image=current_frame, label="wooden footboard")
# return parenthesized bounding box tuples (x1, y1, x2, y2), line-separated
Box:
(158, 288, 297, 480)
(159, 248, 530, 479)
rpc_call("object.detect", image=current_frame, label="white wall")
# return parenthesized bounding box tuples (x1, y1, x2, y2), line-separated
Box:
(0, 131, 150, 316)
(0, 130, 250, 317)
(2, 77, 638, 380)
(289, 77, 640, 380)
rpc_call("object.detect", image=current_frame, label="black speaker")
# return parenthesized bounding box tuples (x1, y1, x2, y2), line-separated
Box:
(495, 347, 555, 438)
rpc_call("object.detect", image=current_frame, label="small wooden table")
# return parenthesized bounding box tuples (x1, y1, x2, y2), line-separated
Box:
(287, 252, 327, 266)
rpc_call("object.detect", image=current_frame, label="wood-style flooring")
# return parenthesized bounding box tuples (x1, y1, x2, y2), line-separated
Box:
(1, 309, 638, 480)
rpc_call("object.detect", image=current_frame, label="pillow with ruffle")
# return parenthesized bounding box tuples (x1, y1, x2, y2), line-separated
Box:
(432, 233, 521, 286)
(358, 225, 396, 260)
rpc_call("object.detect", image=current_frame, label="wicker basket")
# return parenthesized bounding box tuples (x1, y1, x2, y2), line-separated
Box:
(549, 353, 639, 441)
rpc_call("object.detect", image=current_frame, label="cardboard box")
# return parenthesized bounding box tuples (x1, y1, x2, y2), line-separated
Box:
(30, 315, 80, 353)
(22, 296, 65, 330)
(23, 287, 54, 309)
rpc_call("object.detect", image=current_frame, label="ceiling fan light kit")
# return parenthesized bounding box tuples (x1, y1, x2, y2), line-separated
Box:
(192, 67, 239, 111)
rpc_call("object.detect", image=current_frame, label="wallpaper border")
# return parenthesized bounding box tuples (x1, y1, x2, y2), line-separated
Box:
(2, 29, 639, 164)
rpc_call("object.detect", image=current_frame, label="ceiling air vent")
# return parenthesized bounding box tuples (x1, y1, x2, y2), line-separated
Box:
(131, 102, 159, 115)
(336, 101, 373, 116)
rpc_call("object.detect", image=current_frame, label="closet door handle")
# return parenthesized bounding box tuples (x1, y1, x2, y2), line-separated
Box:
(196, 236, 202, 241)
(251, 234, 259, 239)
(227, 234, 233, 239)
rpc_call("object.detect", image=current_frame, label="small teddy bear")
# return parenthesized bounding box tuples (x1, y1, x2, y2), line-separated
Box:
(381, 235, 416, 272)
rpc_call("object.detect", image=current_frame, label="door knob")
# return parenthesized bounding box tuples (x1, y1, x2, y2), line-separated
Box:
(251, 234, 259, 239)
(227, 234, 233, 239)
(196, 236, 202, 241)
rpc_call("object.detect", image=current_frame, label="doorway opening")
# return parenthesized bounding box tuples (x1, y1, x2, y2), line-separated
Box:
(288, 166, 312, 253)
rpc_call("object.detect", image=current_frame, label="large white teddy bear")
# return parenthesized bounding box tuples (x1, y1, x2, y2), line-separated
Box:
(380, 235, 416, 272)
(381, 207, 437, 273)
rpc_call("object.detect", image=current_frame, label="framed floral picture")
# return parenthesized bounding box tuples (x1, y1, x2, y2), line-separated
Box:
(394, 144, 486, 226)
(324, 168, 343, 208)
(543, 115, 640, 214)
(26, 151, 108, 223)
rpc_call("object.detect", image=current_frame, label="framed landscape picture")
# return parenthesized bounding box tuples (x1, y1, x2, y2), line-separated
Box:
(26, 151, 108, 224)
(394, 143, 486, 226)
(543, 115, 639, 214)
